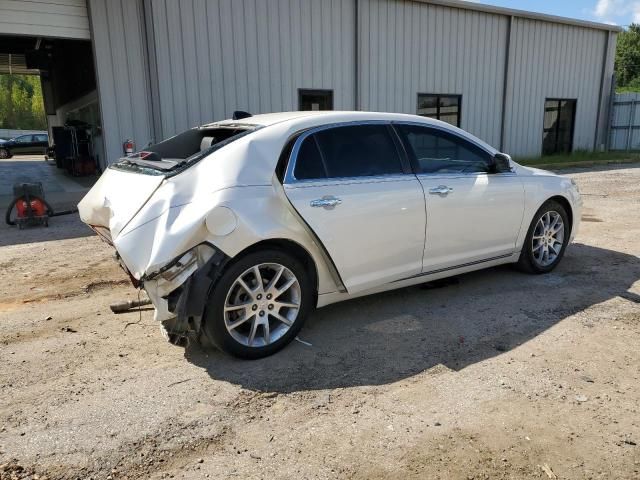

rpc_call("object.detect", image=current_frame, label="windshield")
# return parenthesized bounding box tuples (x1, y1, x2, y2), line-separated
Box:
(110, 125, 259, 176)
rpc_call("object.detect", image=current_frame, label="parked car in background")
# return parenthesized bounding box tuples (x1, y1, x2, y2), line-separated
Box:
(0, 133, 49, 158)
(79, 111, 582, 359)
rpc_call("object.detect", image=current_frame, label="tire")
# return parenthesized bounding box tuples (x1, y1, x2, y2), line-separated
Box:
(201, 249, 313, 359)
(517, 200, 570, 274)
(0, 148, 10, 159)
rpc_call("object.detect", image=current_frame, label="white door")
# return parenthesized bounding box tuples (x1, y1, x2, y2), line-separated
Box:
(394, 123, 525, 273)
(283, 123, 426, 293)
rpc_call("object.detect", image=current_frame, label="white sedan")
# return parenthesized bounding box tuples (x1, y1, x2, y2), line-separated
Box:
(79, 111, 581, 358)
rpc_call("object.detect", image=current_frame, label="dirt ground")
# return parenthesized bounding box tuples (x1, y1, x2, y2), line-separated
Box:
(0, 164, 638, 480)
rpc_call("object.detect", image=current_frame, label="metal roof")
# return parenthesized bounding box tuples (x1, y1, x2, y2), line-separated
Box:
(415, 0, 623, 32)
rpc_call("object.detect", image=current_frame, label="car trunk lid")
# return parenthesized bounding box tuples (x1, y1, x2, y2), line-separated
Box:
(78, 167, 165, 239)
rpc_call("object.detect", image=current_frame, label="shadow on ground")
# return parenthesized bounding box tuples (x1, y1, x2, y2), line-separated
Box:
(185, 243, 639, 393)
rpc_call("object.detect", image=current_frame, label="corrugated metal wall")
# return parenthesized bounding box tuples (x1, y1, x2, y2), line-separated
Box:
(147, 0, 357, 139)
(503, 18, 609, 157)
(0, 0, 89, 39)
(83, 0, 616, 164)
(358, 0, 509, 148)
(88, 0, 154, 167)
(596, 31, 616, 150)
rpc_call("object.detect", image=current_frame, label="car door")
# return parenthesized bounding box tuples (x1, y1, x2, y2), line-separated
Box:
(394, 123, 525, 273)
(33, 134, 49, 154)
(12, 135, 34, 154)
(283, 122, 427, 293)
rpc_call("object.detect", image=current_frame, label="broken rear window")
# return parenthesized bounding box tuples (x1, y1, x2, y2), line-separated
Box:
(110, 124, 259, 176)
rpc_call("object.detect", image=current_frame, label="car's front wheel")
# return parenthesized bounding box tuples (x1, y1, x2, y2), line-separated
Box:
(201, 249, 313, 359)
(517, 200, 570, 273)
(0, 148, 10, 159)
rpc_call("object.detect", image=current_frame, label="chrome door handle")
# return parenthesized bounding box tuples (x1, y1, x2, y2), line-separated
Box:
(310, 196, 342, 209)
(429, 185, 453, 195)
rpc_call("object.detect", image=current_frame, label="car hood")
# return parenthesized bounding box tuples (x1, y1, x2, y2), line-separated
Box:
(513, 163, 558, 177)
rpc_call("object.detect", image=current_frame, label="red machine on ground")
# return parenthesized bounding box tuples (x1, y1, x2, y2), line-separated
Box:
(5, 183, 76, 229)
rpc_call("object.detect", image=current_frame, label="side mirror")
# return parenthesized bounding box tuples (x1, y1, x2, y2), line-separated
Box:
(493, 153, 513, 173)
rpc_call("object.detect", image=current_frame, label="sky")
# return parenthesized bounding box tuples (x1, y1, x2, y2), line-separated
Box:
(467, 0, 636, 27)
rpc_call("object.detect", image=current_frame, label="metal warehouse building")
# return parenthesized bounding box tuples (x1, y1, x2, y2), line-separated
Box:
(0, 0, 621, 167)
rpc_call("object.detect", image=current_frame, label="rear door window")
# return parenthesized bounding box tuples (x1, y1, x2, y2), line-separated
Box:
(293, 124, 403, 180)
(294, 136, 326, 180)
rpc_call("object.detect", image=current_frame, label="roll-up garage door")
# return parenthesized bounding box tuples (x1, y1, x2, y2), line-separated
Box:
(0, 0, 90, 39)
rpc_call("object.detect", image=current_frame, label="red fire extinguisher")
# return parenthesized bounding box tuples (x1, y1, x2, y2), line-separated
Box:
(123, 139, 135, 155)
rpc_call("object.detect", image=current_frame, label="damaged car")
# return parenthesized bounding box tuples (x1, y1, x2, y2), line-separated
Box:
(78, 111, 581, 358)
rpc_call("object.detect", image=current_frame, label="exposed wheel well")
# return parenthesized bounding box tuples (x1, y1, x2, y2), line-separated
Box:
(547, 195, 573, 232)
(235, 238, 319, 293)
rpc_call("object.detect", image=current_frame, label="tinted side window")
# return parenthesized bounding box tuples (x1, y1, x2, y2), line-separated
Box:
(294, 136, 326, 180)
(16, 135, 33, 143)
(34, 134, 48, 142)
(313, 124, 402, 178)
(397, 125, 492, 174)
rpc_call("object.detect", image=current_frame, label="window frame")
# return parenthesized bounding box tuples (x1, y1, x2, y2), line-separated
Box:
(284, 121, 412, 185)
(15, 135, 34, 144)
(416, 93, 462, 128)
(391, 121, 503, 176)
(298, 89, 334, 111)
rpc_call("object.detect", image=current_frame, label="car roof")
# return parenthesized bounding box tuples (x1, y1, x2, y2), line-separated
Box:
(207, 110, 450, 128)
(205, 111, 497, 154)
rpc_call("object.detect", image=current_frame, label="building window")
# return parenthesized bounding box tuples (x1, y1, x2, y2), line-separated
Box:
(417, 94, 462, 127)
(299, 89, 333, 111)
(542, 99, 576, 155)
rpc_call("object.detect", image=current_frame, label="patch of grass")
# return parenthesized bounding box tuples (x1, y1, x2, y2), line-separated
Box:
(516, 150, 640, 167)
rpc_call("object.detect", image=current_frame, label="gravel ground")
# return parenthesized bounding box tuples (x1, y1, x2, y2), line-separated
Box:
(0, 164, 638, 479)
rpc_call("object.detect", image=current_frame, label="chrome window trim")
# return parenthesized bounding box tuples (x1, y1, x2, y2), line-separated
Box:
(283, 119, 515, 185)
(283, 120, 408, 185)
(284, 173, 417, 189)
(414, 171, 518, 180)
(390, 121, 495, 157)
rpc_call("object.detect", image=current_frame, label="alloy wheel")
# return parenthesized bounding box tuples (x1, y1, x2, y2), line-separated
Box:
(532, 210, 565, 267)
(223, 263, 301, 347)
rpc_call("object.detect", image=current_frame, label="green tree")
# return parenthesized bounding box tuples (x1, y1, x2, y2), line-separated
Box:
(616, 24, 640, 90)
(0, 74, 47, 130)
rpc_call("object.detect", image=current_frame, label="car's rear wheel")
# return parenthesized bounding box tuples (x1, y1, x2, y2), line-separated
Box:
(517, 200, 570, 273)
(0, 148, 10, 159)
(202, 249, 313, 359)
